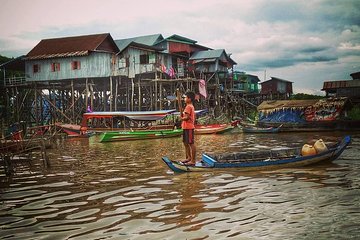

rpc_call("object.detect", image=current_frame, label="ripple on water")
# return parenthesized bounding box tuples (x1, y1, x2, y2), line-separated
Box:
(0, 132, 359, 239)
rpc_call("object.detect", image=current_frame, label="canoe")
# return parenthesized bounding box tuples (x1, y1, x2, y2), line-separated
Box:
(162, 136, 351, 173)
(241, 124, 282, 133)
(195, 124, 234, 134)
(100, 129, 182, 142)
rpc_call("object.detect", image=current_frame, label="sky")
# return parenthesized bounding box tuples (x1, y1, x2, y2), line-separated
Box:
(0, 0, 359, 95)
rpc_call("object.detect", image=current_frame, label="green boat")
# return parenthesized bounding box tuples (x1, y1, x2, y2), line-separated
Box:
(100, 129, 183, 142)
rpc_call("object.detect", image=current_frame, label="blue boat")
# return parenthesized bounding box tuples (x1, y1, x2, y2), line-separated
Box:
(162, 136, 351, 173)
(241, 124, 283, 133)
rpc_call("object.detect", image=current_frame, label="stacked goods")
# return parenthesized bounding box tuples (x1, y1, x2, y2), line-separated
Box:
(301, 144, 317, 156)
(301, 139, 328, 156)
(314, 139, 328, 153)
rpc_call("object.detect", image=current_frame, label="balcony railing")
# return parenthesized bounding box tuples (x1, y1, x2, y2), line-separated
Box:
(2, 76, 26, 86)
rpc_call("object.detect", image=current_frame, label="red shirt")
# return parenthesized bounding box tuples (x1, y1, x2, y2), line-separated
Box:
(181, 104, 195, 129)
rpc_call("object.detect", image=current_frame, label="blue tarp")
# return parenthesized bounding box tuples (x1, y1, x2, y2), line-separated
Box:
(259, 109, 306, 123)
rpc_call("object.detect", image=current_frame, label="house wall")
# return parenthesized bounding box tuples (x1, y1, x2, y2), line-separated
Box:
(168, 42, 193, 54)
(261, 80, 292, 94)
(117, 47, 174, 78)
(336, 87, 360, 97)
(261, 81, 277, 94)
(25, 52, 114, 81)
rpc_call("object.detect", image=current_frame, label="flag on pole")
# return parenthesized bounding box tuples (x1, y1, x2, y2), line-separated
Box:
(199, 79, 207, 98)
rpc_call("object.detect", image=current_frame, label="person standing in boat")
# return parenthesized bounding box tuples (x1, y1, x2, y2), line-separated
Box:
(181, 91, 196, 166)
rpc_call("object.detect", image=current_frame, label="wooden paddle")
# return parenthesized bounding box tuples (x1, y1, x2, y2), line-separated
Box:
(176, 89, 183, 117)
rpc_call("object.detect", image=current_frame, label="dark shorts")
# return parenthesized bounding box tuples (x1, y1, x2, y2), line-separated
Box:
(183, 129, 195, 144)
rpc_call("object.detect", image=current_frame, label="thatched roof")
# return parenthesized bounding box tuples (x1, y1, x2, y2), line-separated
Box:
(257, 98, 348, 112)
(257, 100, 319, 111)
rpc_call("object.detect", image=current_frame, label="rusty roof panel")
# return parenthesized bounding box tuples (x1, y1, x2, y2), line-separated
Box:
(26, 51, 89, 60)
(27, 33, 119, 59)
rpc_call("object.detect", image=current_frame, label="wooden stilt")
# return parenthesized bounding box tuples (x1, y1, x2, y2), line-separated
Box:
(71, 79, 75, 123)
(131, 78, 134, 111)
(138, 78, 141, 111)
(109, 76, 113, 112)
(115, 76, 119, 111)
(90, 80, 94, 112)
(159, 82, 163, 110)
(85, 78, 89, 112)
(34, 83, 38, 126)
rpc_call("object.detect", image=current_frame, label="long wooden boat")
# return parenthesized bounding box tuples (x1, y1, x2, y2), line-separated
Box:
(100, 129, 182, 142)
(162, 136, 351, 173)
(195, 124, 234, 134)
(55, 123, 92, 137)
(56, 109, 177, 137)
(241, 124, 282, 133)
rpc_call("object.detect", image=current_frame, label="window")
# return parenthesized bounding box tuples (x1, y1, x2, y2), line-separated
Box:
(71, 61, 81, 70)
(149, 54, 156, 64)
(51, 63, 60, 72)
(140, 54, 149, 64)
(119, 57, 130, 68)
(33, 64, 40, 73)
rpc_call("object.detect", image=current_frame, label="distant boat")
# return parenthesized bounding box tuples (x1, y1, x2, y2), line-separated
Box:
(194, 124, 234, 134)
(55, 123, 91, 137)
(162, 136, 351, 173)
(241, 124, 282, 133)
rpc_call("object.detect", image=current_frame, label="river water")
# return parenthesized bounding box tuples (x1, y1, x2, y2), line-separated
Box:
(1, 130, 359, 239)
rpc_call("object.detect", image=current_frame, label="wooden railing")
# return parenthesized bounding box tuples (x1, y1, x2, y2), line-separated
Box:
(2, 76, 26, 86)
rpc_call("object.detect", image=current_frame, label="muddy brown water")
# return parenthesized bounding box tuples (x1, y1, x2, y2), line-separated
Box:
(1, 131, 359, 239)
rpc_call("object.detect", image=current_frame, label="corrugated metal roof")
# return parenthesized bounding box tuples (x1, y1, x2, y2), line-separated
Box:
(27, 51, 89, 60)
(323, 79, 360, 89)
(261, 77, 293, 84)
(26, 33, 119, 60)
(115, 34, 164, 52)
(190, 49, 237, 65)
(190, 49, 225, 60)
(166, 34, 197, 44)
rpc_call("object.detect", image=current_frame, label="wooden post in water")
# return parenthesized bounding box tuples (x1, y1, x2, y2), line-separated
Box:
(109, 76, 113, 112)
(71, 80, 75, 123)
(85, 78, 89, 113)
(90, 80, 94, 112)
(131, 78, 134, 111)
(159, 82, 163, 110)
(150, 82, 153, 111)
(34, 83, 38, 126)
(52, 84, 56, 126)
(155, 74, 158, 110)
(115, 76, 119, 111)
(138, 78, 141, 111)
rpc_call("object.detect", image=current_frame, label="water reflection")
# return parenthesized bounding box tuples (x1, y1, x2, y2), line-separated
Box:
(0, 131, 359, 239)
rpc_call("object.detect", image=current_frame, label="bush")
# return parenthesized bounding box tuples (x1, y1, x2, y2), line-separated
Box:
(348, 106, 360, 120)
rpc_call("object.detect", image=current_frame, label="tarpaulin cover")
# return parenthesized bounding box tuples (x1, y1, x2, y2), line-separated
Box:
(259, 109, 306, 123)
